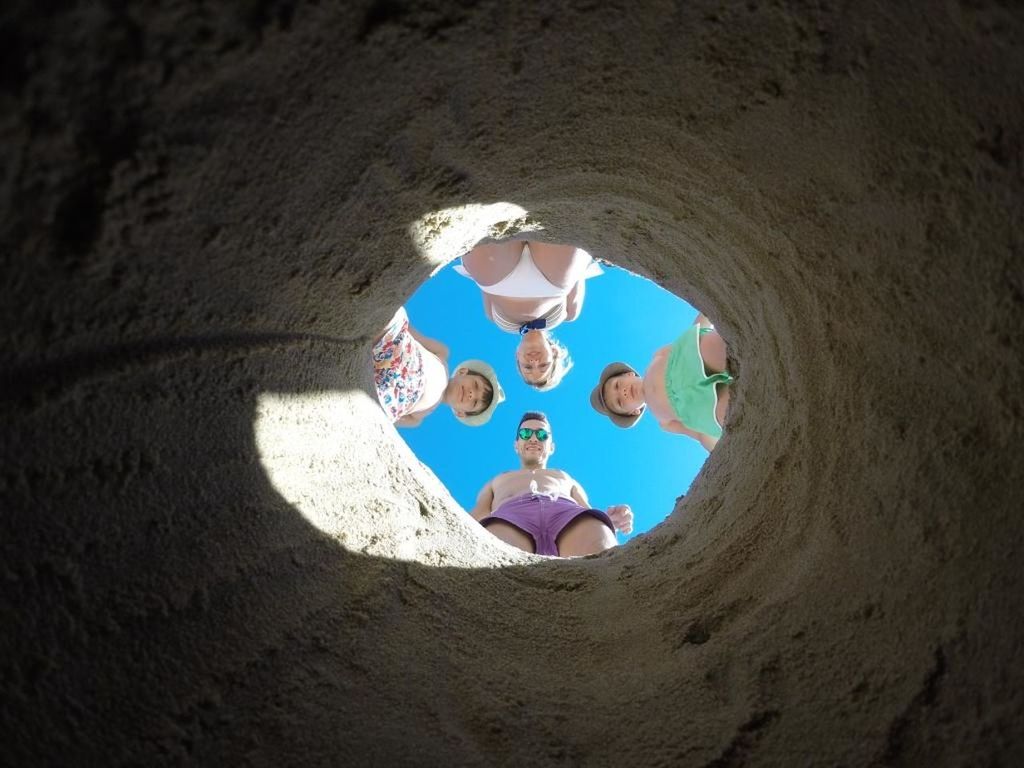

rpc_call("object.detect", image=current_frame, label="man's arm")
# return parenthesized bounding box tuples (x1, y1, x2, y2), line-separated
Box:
(469, 480, 495, 521)
(605, 504, 634, 534)
(568, 477, 592, 508)
(570, 477, 633, 534)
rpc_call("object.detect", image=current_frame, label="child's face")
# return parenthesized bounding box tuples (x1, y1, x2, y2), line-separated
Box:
(602, 372, 645, 417)
(450, 371, 489, 417)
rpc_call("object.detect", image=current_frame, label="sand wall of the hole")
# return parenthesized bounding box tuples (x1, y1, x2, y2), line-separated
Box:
(1, 2, 1022, 765)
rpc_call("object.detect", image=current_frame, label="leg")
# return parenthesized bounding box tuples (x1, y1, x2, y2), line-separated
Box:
(482, 520, 536, 554)
(462, 241, 522, 287)
(698, 330, 728, 373)
(529, 243, 593, 290)
(556, 514, 617, 557)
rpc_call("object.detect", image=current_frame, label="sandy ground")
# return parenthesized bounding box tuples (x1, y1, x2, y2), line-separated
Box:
(2, 1, 1023, 765)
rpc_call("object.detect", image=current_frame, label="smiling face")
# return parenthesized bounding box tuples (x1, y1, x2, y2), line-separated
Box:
(515, 330, 555, 385)
(514, 417, 554, 468)
(602, 371, 645, 417)
(449, 371, 491, 417)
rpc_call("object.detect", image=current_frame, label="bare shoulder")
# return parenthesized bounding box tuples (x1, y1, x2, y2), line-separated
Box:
(645, 344, 671, 382)
(566, 474, 591, 507)
(650, 344, 672, 364)
(644, 349, 675, 424)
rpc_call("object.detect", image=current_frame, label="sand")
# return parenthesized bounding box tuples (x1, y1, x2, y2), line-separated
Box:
(2, 1, 1023, 764)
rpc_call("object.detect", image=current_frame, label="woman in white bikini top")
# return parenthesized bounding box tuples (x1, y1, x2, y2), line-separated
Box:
(456, 239, 603, 390)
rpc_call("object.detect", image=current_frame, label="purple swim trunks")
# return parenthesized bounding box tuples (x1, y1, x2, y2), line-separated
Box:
(481, 493, 615, 556)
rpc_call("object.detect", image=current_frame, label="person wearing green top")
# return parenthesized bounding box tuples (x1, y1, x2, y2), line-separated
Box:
(589, 313, 734, 451)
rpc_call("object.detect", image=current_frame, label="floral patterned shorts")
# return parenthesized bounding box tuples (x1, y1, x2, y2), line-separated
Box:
(372, 307, 425, 422)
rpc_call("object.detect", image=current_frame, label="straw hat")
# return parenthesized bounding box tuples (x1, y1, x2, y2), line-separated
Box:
(590, 362, 645, 428)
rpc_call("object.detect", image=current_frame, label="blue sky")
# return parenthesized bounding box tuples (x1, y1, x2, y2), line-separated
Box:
(403, 261, 708, 542)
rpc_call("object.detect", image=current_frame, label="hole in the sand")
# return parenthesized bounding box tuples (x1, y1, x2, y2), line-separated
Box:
(391, 241, 731, 550)
(255, 212, 733, 563)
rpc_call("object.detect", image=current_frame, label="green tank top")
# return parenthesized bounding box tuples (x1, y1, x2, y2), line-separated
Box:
(665, 325, 733, 438)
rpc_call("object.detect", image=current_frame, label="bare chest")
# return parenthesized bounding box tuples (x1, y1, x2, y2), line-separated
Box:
(491, 469, 574, 508)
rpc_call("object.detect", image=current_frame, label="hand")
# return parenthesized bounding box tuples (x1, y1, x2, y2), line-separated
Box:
(606, 504, 634, 534)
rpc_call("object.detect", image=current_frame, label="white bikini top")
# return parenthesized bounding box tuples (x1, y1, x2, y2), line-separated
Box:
(454, 243, 603, 333)
(453, 243, 603, 299)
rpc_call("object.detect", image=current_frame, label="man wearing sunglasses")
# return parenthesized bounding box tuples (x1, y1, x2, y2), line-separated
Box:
(470, 411, 634, 556)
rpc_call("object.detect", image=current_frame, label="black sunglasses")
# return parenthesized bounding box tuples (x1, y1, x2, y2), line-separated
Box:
(517, 427, 550, 441)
